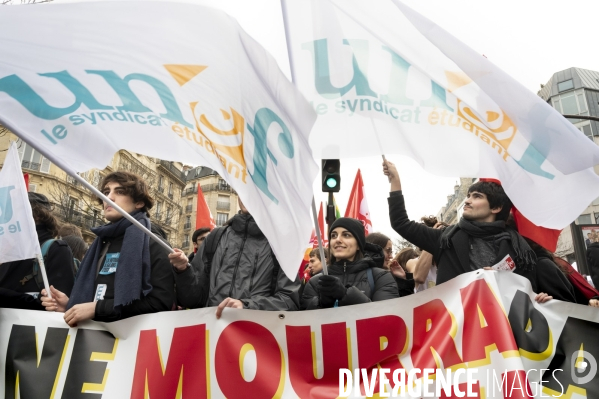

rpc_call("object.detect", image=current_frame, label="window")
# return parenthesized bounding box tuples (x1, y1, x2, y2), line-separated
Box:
(551, 89, 588, 118)
(166, 206, 172, 220)
(28, 184, 37, 192)
(168, 182, 173, 195)
(575, 122, 594, 140)
(158, 175, 164, 191)
(155, 201, 163, 218)
(216, 212, 228, 226)
(17, 142, 51, 173)
(578, 214, 592, 224)
(557, 79, 574, 92)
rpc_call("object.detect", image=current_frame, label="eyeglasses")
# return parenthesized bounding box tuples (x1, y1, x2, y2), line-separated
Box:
(384, 248, 393, 255)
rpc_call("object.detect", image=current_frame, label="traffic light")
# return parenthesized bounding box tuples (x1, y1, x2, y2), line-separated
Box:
(322, 159, 340, 192)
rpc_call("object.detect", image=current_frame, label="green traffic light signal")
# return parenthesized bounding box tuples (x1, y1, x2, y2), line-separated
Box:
(326, 177, 338, 188)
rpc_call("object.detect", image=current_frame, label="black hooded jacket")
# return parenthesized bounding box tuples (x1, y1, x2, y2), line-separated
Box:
(301, 243, 399, 309)
(0, 226, 75, 310)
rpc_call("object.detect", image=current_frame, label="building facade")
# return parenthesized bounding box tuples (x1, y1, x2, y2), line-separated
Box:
(438, 178, 476, 225)
(178, 166, 239, 253)
(538, 67, 599, 265)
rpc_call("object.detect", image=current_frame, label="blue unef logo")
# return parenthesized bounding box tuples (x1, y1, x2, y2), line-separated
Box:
(0, 185, 15, 224)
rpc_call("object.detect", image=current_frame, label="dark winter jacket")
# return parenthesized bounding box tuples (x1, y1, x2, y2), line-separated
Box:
(301, 243, 399, 309)
(0, 226, 75, 310)
(174, 213, 300, 311)
(388, 191, 538, 291)
(586, 242, 599, 289)
(534, 250, 576, 303)
(93, 234, 175, 322)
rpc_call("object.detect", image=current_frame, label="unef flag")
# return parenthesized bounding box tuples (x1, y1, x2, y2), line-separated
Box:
(195, 184, 216, 231)
(344, 169, 372, 235)
(0, 1, 318, 279)
(0, 142, 40, 263)
(282, 0, 599, 229)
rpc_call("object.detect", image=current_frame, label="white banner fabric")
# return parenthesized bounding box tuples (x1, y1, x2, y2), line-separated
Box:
(0, 1, 317, 279)
(282, 0, 599, 229)
(0, 142, 40, 263)
(1, 271, 599, 398)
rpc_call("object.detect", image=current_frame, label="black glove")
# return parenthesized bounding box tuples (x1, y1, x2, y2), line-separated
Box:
(318, 275, 347, 308)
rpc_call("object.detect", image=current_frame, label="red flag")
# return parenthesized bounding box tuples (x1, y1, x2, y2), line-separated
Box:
(480, 178, 561, 252)
(195, 184, 216, 230)
(512, 208, 562, 253)
(344, 169, 372, 235)
(23, 173, 29, 191)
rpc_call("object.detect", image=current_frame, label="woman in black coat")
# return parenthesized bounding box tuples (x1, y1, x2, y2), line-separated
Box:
(301, 218, 399, 309)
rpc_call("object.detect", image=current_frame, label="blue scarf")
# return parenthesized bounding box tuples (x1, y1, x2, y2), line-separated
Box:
(67, 211, 153, 310)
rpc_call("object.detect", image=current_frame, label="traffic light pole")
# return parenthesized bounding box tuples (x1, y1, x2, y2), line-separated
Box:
(326, 192, 336, 227)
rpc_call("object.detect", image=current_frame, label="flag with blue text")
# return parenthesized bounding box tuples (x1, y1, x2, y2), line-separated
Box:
(0, 1, 318, 279)
(282, 0, 599, 229)
(0, 142, 40, 264)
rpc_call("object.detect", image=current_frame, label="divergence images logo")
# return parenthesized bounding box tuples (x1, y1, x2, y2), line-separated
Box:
(0, 185, 15, 224)
(571, 349, 597, 385)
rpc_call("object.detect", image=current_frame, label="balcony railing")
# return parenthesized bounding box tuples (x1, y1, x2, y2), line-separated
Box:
(54, 205, 105, 231)
(168, 193, 174, 200)
(216, 201, 230, 211)
(182, 187, 196, 196)
(201, 183, 234, 193)
(183, 222, 191, 230)
(185, 204, 193, 213)
(21, 161, 42, 171)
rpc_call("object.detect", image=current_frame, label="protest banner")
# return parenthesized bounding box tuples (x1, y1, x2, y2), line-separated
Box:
(0, 1, 317, 279)
(2, 271, 598, 398)
(282, 0, 599, 229)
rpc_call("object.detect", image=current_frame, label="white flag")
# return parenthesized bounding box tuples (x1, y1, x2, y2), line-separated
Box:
(0, 2, 317, 279)
(283, 0, 599, 229)
(0, 142, 41, 263)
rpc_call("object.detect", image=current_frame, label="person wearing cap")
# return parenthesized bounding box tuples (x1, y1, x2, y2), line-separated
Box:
(301, 218, 399, 309)
(40, 171, 175, 326)
(0, 193, 75, 310)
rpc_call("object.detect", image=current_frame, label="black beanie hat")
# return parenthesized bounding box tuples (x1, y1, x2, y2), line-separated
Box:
(329, 217, 366, 252)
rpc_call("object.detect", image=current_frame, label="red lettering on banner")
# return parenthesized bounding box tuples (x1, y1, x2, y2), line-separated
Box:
(411, 299, 463, 370)
(439, 381, 481, 398)
(130, 325, 208, 399)
(286, 322, 349, 399)
(502, 370, 533, 399)
(357, 315, 408, 395)
(215, 321, 283, 399)
(460, 280, 518, 363)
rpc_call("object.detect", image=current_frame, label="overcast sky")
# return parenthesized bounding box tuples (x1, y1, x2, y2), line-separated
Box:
(198, 0, 599, 244)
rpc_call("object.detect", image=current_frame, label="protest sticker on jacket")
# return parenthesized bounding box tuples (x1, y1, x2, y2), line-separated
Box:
(0, 1, 317, 279)
(282, 0, 599, 229)
(1, 271, 598, 398)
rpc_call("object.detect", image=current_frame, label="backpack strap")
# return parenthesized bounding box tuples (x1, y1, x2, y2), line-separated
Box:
(366, 268, 375, 300)
(203, 226, 228, 275)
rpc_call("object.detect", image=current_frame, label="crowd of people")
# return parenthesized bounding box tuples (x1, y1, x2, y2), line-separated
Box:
(1, 161, 599, 327)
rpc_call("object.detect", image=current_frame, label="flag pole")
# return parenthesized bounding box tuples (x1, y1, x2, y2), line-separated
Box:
(282, 0, 329, 275)
(5, 131, 173, 255)
(35, 253, 53, 299)
(311, 197, 328, 275)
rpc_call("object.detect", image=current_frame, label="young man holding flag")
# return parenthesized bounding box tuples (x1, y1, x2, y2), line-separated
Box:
(41, 171, 175, 326)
